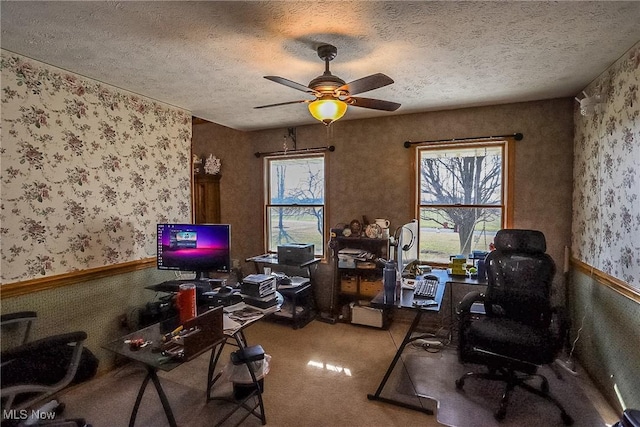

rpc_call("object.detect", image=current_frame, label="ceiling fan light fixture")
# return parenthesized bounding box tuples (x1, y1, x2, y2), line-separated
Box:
(308, 99, 348, 125)
(257, 44, 400, 122)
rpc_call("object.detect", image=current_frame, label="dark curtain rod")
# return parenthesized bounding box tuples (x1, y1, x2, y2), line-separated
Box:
(254, 145, 335, 158)
(403, 132, 523, 148)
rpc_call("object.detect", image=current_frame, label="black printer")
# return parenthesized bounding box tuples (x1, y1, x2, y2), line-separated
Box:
(277, 243, 314, 265)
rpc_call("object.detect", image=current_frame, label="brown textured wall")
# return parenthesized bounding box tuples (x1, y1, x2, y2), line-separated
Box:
(192, 98, 574, 310)
(192, 122, 263, 270)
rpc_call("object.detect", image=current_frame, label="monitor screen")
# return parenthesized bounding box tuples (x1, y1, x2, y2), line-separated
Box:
(157, 223, 231, 278)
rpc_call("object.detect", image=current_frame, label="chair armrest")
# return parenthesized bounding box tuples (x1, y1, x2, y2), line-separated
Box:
(0, 311, 37, 325)
(1, 331, 87, 361)
(1, 331, 88, 411)
(457, 291, 485, 315)
(1, 311, 38, 345)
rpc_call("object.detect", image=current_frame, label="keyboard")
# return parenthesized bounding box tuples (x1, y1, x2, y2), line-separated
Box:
(414, 277, 438, 298)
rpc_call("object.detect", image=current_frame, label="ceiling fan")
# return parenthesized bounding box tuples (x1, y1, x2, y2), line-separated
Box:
(255, 44, 401, 125)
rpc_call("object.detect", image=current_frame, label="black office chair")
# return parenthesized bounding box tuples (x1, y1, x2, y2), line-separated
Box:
(1, 311, 98, 422)
(455, 229, 573, 425)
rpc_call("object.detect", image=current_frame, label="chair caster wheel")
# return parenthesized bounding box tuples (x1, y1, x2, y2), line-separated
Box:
(455, 379, 464, 390)
(561, 412, 574, 425)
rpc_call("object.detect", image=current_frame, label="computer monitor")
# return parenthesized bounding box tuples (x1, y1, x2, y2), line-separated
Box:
(157, 223, 231, 280)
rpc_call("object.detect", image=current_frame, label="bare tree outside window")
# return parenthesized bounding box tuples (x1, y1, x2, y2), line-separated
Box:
(266, 155, 325, 255)
(418, 143, 506, 263)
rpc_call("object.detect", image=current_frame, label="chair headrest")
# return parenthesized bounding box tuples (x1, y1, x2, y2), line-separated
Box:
(493, 229, 546, 253)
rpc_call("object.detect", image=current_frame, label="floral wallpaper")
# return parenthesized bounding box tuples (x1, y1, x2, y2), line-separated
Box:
(1, 52, 192, 284)
(572, 42, 640, 290)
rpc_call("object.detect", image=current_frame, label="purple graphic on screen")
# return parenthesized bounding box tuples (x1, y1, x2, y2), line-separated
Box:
(157, 224, 231, 275)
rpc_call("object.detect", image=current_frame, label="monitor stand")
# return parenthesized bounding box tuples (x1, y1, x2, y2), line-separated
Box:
(194, 271, 229, 287)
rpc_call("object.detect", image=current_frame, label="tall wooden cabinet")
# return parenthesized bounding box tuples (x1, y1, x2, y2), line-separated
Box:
(193, 174, 221, 224)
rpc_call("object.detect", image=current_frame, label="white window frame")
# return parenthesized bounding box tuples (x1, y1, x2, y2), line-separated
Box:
(414, 139, 514, 265)
(263, 153, 327, 257)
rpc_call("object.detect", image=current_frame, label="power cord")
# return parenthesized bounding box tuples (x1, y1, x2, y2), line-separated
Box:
(411, 337, 444, 353)
(556, 265, 594, 377)
(410, 326, 450, 353)
(558, 94, 605, 377)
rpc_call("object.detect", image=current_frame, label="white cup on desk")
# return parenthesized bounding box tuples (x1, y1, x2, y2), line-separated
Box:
(263, 267, 272, 275)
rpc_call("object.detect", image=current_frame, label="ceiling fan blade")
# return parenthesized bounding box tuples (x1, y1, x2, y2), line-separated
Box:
(264, 76, 317, 94)
(348, 96, 401, 111)
(337, 73, 394, 95)
(254, 100, 309, 109)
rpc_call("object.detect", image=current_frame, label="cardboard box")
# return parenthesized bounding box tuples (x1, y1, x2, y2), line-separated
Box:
(360, 278, 383, 297)
(350, 303, 384, 328)
(340, 276, 358, 294)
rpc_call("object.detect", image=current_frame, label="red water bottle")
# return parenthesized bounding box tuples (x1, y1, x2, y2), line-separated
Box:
(177, 283, 197, 323)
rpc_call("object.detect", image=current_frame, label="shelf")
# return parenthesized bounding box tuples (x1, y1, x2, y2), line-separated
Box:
(246, 254, 321, 269)
(332, 236, 389, 304)
(245, 255, 317, 329)
(273, 305, 306, 319)
(271, 283, 314, 329)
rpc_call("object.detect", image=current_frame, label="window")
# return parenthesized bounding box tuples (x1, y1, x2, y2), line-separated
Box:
(416, 141, 512, 264)
(265, 154, 326, 256)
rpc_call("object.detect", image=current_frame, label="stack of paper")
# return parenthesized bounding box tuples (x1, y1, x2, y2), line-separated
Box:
(223, 302, 271, 334)
(241, 274, 277, 297)
(241, 274, 278, 309)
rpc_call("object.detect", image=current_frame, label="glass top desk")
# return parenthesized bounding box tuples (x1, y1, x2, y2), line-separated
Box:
(103, 304, 266, 427)
(367, 268, 486, 416)
(246, 253, 321, 277)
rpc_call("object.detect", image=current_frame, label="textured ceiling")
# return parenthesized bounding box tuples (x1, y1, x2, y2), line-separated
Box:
(2, 1, 640, 131)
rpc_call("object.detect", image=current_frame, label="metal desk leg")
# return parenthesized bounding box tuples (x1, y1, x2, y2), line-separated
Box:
(207, 331, 249, 401)
(130, 366, 177, 427)
(234, 330, 248, 348)
(367, 308, 434, 415)
(449, 281, 455, 339)
(290, 291, 299, 328)
(207, 338, 228, 401)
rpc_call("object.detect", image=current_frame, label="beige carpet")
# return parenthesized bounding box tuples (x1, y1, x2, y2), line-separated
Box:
(52, 318, 614, 427)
